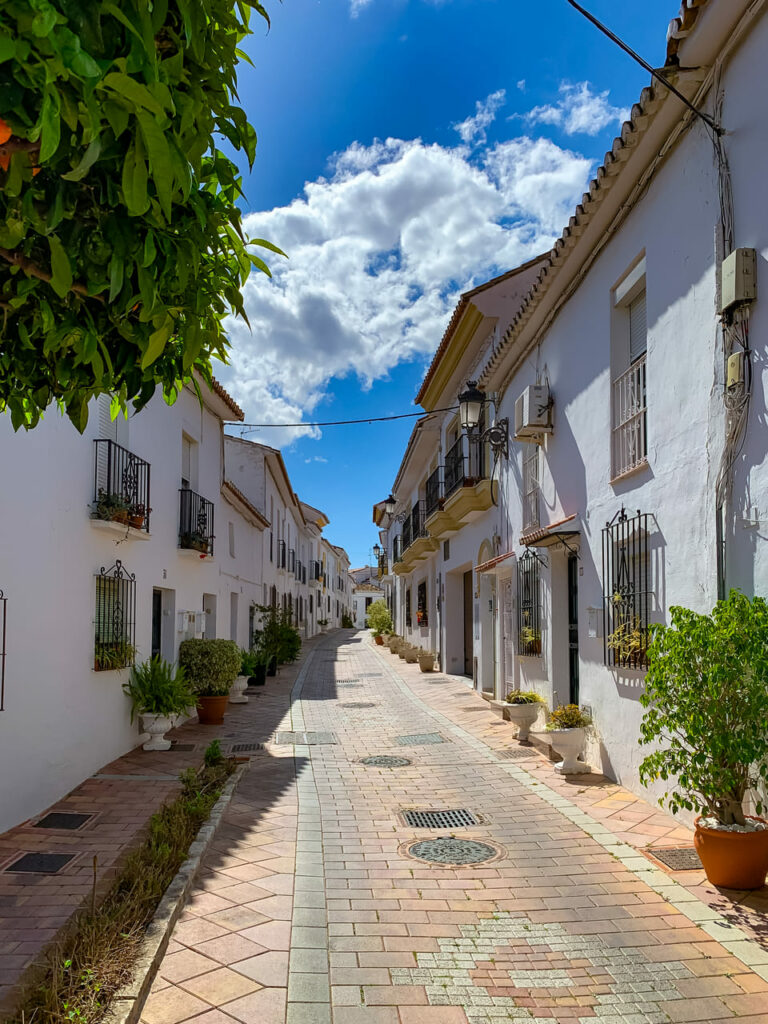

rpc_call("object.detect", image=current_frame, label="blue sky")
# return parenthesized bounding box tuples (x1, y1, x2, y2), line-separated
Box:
(217, 0, 678, 566)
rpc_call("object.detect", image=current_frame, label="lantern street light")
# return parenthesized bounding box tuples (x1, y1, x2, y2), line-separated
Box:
(384, 493, 396, 516)
(373, 543, 381, 558)
(457, 380, 509, 461)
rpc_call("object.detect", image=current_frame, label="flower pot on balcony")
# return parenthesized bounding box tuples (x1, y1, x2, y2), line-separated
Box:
(693, 816, 768, 889)
(548, 727, 590, 774)
(196, 695, 229, 725)
(128, 513, 145, 530)
(418, 652, 435, 672)
(139, 713, 173, 751)
(229, 675, 249, 704)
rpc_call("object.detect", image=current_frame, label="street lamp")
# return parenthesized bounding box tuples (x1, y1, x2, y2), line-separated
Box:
(458, 380, 485, 432)
(373, 543, 381, 558)
(384, 494, 396, 516)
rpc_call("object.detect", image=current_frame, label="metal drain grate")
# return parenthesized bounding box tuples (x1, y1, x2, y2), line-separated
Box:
(6, 852, 76, 874)
(395, 732, 445, 746)
(274, 731, 337, 745)
(341, 702, 376, 709)
(496, 747, 537, 760)
(403, 808, 479, 829)
(361, 755, 412, 767)
(648, 847, 702, 871)
(231, 743, 265, 753)
(407, 837, 497, 865)
(34, 812, 92, 831)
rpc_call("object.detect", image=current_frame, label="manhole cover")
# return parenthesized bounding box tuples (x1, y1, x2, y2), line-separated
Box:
(341, 702, 376, 709)
(231, 743, 265, 753)
(395, 732, 445, 746)
(360, 755, 412, 767)
(274, 731, 337, 745)
(496, 747, 536, 760)
(6, 853, 76, 874)
(403, 808, 479, 828)
(34, 812, 92, 831)
(407, 837, 498, 865)
(649, 847, 702, 871)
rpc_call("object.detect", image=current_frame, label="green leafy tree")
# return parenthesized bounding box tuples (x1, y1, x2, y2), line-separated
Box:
(366, 598, 392, 637)
(639, 591, 768, 826)
(0, 0, 281, 431)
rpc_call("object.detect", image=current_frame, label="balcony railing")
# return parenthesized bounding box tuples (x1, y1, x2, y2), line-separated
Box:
(288, 548, 296, 574)
(278, 539, 287, 568)
(444, 434, 486, 498)
(425, 466, 443, 518)
(612, 354, 647, 478)
(393, 536, 403, 564)
(310, 560, 322, 581)
(410, 500, 427, 545)
(93, 439, 151, 532)
(402, 516, 412, 551)
(179, 488, 215, 555)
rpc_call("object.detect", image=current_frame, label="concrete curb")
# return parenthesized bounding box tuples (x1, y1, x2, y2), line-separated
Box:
(104, 764, 246, 1024)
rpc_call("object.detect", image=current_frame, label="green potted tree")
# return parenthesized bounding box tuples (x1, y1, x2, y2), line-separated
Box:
(546, 704, 592, 774)
(122, 657, 195, 750)
(178, 639, 241, 725)
(639, 591, 768, 889)
(367, 599, 393, 645)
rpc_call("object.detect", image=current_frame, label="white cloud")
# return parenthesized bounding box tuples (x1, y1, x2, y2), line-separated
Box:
(516, 79, 526, 92)
(524, 81, 629, 136)
(349, 0, 373, 16)
(453, 89, 506, 146)
(218, 127, 593, 444)
(305, 456, 328, 463)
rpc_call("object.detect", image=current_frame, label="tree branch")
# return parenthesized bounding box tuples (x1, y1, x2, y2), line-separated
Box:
(0, 247, 103, 302)
(0, 139, 40, 158)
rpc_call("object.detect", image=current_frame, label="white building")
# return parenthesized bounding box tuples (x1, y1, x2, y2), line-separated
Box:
(376, 0, 768, 800)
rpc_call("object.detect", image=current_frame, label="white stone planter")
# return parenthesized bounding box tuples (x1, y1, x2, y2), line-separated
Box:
(548, 727, 591, 774)
(140, 713, 173, 751)
(418, 653, 435, 672)
(229, 675, 249, 704)
(502, 702, 540, 742)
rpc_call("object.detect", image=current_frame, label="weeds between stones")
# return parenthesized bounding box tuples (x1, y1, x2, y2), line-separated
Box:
(12, 742, 236, 1024)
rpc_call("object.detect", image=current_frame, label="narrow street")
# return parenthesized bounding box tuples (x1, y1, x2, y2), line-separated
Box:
(139, 632, 768, 1024)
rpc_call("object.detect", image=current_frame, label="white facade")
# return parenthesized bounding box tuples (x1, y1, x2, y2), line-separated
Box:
(377, 0, 768, 801)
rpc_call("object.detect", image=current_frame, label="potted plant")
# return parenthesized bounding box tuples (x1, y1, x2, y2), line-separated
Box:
(318, 617, 329, 634)
(502, 690, 546, 742)
(606, 607, 647, 667)
(178, 638, 241, 725)
(122, 656, 195, 750)
(242, 647, 267, 687)
(128, 502, 150, 531)
(417, 650, 435, 672)
(546, 704, 592, 774)
(367, 599, 393, 646)
(519, 626, 542, 656)
(93, 489, 131, 525)
(229, 649, 250, 704)
(94, 639, 136, 672)
(639, 591, 768, 889)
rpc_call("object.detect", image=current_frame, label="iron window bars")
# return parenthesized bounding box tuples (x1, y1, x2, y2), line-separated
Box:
(405, 587, 412, 627)
(417, 580, 428, 627)
(602, 507, 651, 669)
(402, 515, 412, 552)
(310, 560, 322, 581)
(93, 439, 151, 533)
(94, 560, 136, 672)
(411, 500, 427, 543)
(288, 548, 296, 574)
(179, 489, 214, 555)
(425, 466, 443, 518)
(517, 550, 542, 656)
(277, 539, 287, 569)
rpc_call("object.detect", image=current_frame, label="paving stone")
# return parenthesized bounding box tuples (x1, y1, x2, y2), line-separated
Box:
(287, 971, 331, 1001)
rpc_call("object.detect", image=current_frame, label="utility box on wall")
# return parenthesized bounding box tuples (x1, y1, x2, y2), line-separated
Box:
(721, 247, 757, 312)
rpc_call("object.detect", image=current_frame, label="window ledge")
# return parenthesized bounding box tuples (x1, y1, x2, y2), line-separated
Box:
(90, 519, 151, 541)
(610, 459, 649, 486)
(178, 547, 214, 561)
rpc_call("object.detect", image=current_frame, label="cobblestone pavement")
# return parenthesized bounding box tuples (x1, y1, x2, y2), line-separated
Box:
(142, 632, 768, 1024)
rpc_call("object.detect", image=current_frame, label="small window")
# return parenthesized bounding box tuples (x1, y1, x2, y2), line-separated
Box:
(612, 265, 648, 478)
(417, 581, 428, 626)
(405, 588, 412, 628)
(522, 446, 539, 531)
(228, 522, 235, 558)
(516, 551, 541, 657)
(181, 435, 197, 490)
(629, 291, 647, 363)
(602, 507, 651, 670)
(94, 561, 136, 671)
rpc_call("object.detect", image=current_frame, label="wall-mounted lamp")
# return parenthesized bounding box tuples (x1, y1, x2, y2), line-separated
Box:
(457, 380, 509, 459)
(373, 543, 381, 558)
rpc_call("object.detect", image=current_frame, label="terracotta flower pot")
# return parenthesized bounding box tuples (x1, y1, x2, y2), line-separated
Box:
(694, 816, 768, 889)
(196, 695, 229, 725)
(375, 635, 384, 646)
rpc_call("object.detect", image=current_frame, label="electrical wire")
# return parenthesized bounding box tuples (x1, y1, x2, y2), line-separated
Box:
(236, 404, 459, 434)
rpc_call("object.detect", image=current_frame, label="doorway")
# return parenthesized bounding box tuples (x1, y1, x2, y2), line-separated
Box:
(203, 593, 217, 639)
(463, 569, 473, 677)
(151, 589, 162, 658)
(567, 553, 579, 705)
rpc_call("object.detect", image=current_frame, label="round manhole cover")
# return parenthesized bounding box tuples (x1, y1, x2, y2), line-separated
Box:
(360, 755, 412, 767)
(407, 836, 499, 865)
(341, 702, 376, 709)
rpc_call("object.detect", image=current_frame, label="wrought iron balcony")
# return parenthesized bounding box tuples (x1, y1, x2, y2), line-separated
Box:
(425, 466, 443, 518)
(310, 560, 322, 581)
(93, 439, 151, 532)
(288, 548, 296, 574)
(402, 516, 412, 551)
(393, 536, 403, 564)
(179, 488, 214, 555)
(278, 539, 287, 569)
(410, 500, 427, 544)
(444, 434, 486, 498)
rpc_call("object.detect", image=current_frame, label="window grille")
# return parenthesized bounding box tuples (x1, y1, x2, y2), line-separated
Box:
(602, 507, 651, 669)
(516, 550, 541, 657)
(278, 539, 287, 568)
(612, 354, 647, 477)
(94, 561, 136, 672)
(417, 581, 428, 626)
(405, 588, 412, 627)
(93, 439, 151, 532)
(522, 446, 539, 531)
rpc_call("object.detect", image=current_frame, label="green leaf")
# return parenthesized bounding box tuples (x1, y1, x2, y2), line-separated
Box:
(100, 73, 167, 117)
(122, 136, 149, 216)
(141, 317, 174, 369)
(61, 138, 102, 181)
(249, 238, 287, 258)
(136, 112, 172, 220)
(38, 91, 61, 163)
(0, 33, 15, 63)
(48, 236, 73, 298)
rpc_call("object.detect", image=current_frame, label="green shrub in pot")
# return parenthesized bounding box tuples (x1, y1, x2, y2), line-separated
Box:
(366, 599, 393, 638)
(178, 639, 241, 697)
(122, 657, 195, 722)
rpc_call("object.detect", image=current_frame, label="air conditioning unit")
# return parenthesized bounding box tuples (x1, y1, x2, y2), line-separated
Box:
(514, 385, 552, 440)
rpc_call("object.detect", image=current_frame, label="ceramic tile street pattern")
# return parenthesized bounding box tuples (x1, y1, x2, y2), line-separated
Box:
(142, 633, 768, 1024)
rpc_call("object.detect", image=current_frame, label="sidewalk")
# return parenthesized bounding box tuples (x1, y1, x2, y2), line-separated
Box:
(139, 631, 768, 1024)
(0, 635, 324, 1017)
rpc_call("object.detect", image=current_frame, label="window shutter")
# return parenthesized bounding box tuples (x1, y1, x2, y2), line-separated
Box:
(629, 291, 647, 363)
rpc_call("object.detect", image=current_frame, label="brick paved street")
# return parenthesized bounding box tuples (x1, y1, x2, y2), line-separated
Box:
(141, 632, 768, 1024)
